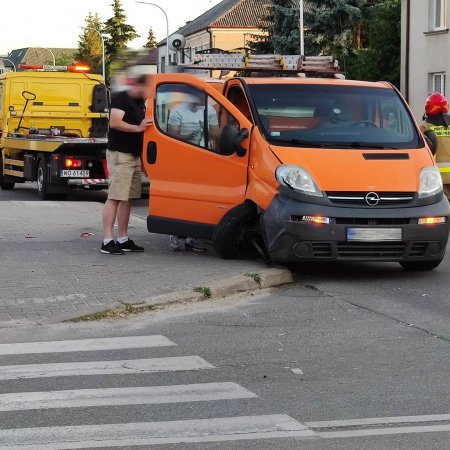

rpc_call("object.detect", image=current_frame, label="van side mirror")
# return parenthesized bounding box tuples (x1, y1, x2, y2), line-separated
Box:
(218, 125, 248, 157)
(424, 130, 437, 156)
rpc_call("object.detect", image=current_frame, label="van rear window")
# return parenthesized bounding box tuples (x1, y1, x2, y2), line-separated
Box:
(249, 84, 422, 149)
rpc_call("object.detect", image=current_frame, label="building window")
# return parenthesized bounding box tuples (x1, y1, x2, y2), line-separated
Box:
(430, 0, 448, 30)
(430, 72, 446, 95)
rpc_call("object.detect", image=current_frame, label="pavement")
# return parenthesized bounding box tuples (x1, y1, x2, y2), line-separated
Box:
(0, 190, 291, 327)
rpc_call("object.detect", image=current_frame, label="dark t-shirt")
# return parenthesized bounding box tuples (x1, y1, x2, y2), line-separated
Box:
(108, 90, 146, 157)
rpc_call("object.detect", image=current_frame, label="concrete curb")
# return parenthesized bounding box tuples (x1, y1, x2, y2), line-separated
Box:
(139, 267, 294, 308)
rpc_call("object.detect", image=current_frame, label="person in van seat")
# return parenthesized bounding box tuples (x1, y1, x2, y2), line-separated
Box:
(421, 92, 450, 200)
(101, 75, 152, 255)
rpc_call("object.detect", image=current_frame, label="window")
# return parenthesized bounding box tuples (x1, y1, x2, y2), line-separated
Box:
(155, 83, 237, 152)
(430, 0, 448, 30)
(248, 84, 421, 149)
(430, 72, 446, 95)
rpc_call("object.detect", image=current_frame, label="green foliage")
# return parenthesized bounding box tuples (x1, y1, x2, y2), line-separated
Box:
(75, 12, 103, 75)
(144, 27, 158, 49)
(305, 0, 400, 86)
(103, 0, 139, 59)
(55, 52, 75, 66)
(248, 0, 300, 54)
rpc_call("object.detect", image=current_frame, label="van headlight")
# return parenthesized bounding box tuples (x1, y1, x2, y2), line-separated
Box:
(276, 165, 323, 197)
(419, 166, 443, 198)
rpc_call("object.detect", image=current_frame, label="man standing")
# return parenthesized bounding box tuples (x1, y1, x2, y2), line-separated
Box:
(421, 92, 450, 200)
(101, 75, 152, 255)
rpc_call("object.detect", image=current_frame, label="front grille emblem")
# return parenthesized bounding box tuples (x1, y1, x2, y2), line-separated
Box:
(365, 192, 380, 206)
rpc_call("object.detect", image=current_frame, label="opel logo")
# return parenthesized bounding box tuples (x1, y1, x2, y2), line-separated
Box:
(365, 192, 380, 206)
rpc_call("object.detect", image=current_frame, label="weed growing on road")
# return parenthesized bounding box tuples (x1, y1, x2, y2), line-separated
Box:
(245, 272, 262, 288)
(68, 302, 157, 322)
(193, 286, 212, 299)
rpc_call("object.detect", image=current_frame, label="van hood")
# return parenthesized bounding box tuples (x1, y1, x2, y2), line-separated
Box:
(270, 146, 433, 192)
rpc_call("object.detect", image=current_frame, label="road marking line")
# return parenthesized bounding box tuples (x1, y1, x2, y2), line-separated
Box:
(305, 413, 450, 429)
(0, 356, 214, 380)
(0, 382, 256, 411)
(318, 424, 450, 439)
(0, 335, 176, 355)
(0, 415, 315, 448)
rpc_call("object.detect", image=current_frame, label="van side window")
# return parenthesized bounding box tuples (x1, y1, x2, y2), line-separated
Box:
(227, 86, 253, 122)
(155, 83, 222, 152)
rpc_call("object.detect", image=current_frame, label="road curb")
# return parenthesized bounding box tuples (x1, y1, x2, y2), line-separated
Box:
(140, 267, 294, 308)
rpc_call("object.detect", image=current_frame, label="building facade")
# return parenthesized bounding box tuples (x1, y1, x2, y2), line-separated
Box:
(401, 0, 449, 120)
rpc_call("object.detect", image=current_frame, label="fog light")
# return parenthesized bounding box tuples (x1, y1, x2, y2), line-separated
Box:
(418, 217, 447, 225)
(302, 216, 330, 224)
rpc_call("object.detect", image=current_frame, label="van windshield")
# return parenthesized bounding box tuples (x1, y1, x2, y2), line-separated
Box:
(248, 84, 422, 149)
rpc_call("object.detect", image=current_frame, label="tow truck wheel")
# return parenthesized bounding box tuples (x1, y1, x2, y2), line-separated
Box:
(399, 258, 443, 271)
(37, 159, 50, 200)
(213, 202, 263, 260)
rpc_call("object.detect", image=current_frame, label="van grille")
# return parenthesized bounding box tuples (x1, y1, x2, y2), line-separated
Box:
(327, 192, 415, 206)
(335, 218, 410, 225)
(311, 243, 333, 257)
(337, 242, 406, 259)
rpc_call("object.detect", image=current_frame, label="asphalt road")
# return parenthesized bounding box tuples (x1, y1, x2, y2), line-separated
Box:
(0, 255, 449, 448)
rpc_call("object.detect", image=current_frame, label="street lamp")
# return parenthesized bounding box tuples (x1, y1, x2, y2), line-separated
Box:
(35, 47, 55, 65)
(136, 1, 169, 73)
(1, 58, 16, 71)
(299, 0, 304, 55)
(80, 26, 106, 81)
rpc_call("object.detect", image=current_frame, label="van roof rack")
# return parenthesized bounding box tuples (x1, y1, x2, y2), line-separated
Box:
(180, 53, 343, 77)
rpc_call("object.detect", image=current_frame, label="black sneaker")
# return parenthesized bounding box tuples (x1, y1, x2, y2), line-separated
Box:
(118, 239, 144, 252)
(185, 238, 207, 252)
(101, 240, 124, 255)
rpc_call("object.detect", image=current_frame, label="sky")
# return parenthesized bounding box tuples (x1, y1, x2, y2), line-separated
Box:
(0, 0, 223, 55)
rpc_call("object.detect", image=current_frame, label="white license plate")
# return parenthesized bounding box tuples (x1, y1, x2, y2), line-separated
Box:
(60, 170, 90, 177)
(347, 228, 402, 241)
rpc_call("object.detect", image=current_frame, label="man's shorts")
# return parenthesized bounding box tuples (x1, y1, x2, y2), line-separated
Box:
(107, 150, 142, 201)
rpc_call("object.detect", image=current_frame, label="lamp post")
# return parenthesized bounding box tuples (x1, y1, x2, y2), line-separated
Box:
(299, 0, 304, 55)
(36, 47, 56, 65)
(136, 1, 169, 73)
(1, 58, 16, 71)
(81, 26, 106, 81)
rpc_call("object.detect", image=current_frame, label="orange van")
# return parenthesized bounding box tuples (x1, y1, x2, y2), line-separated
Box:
(143, 74, 450, 270)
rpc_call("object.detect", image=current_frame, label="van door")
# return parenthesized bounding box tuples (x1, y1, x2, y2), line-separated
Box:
(144, 75, 252, 239)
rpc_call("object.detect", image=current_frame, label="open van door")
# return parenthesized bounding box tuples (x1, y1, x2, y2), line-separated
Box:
(143, 74, 252, 239)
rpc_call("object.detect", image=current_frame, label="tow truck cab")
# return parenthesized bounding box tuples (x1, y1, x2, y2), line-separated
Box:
(143, 74, 450, 271)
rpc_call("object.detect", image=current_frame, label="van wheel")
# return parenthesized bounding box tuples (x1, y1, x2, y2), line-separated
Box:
(0, 159, 15, 190)
(399, 259, 443, 271)
(37, 159, 51, 200)
(213, 202, 264, 259)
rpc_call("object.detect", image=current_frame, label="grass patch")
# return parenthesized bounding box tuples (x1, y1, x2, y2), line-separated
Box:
(245, 272, 262, 288)
(68, 302, 157, 322)
(193, 286, 212, 299)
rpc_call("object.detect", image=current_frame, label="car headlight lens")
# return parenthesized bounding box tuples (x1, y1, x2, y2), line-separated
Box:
(275, 165, 322, 197)
(419, 166, 443, 198)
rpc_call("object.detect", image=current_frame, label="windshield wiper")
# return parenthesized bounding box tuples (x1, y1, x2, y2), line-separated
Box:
(269, 138, 330, 148)
(336, 142, 399, 149)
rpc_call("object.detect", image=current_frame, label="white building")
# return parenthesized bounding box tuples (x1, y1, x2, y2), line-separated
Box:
(401, 0, 449, 120)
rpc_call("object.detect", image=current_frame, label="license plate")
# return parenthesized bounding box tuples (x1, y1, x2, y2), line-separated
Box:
(60, 170, 90, 177)
(347, 228, 402, 241)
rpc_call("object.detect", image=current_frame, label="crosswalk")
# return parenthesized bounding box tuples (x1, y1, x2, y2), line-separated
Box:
(0, 334, 314, 448)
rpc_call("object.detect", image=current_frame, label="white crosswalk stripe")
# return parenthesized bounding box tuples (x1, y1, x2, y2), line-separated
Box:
(0, 334, 310, 448)
(0, 382, 257, 411)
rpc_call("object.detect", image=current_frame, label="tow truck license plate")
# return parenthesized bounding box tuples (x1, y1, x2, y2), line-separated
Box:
(60, 170, 90, 177)
(347, 228, 402, 241)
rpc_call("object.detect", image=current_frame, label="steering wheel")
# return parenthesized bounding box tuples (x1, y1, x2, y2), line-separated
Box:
(351, 120, 378, 128)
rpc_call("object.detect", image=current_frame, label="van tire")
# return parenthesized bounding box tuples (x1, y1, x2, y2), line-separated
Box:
(213, 202, 262, 259)
(399, 259, 443, 271)
(37, 158, 51, 200)
(0, 158, 15, 190)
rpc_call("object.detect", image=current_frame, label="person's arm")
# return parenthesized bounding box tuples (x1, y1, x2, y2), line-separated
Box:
(167, 109, 198, 142)
(109, 108, 152, 133)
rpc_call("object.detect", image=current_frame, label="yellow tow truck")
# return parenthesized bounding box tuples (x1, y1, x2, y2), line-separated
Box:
(0, 64, 109, 199)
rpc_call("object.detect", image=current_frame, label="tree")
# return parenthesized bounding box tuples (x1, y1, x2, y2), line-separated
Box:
(103, 0, 139, 60)
(350, 0, 401, 86)
(75, 12, 103, 75)
(248, 0, 300, 54)
(144, 27, 158, 49)
(55, 52, 76, 66)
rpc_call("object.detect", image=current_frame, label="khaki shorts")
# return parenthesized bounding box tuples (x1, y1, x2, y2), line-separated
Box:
(107, 150, 142, 201)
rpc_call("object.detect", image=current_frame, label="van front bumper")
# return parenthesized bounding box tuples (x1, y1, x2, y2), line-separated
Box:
(263, 194, 450, 263)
